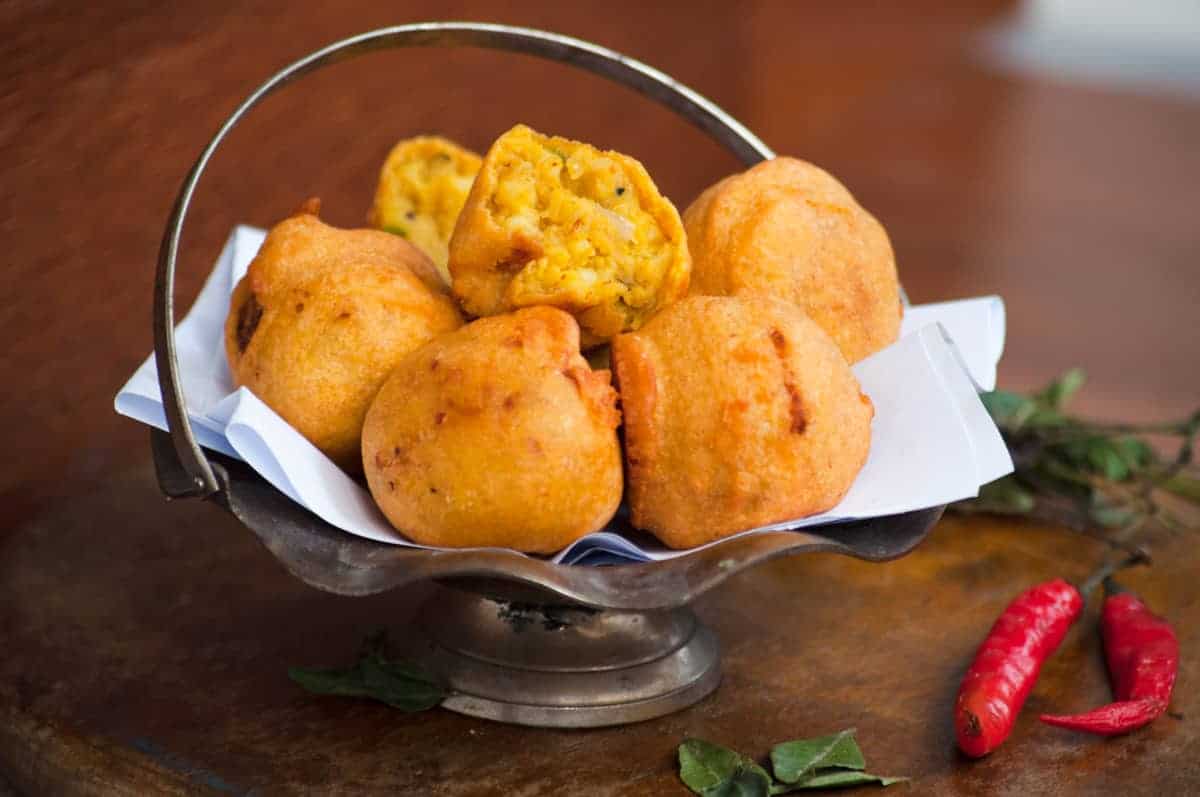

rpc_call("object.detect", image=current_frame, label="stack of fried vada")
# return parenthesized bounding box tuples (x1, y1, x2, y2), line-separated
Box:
(224, 199, 462, 472)
(226, 130, 894, 554)
(683, 157, 901, 364)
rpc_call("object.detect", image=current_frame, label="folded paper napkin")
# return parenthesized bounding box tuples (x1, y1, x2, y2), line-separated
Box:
(116, 226, 1011, 564)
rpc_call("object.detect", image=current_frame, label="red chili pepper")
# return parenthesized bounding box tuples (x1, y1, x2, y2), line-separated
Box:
(955, 579, 1083, 758)
(1040, 577, 1178, 736)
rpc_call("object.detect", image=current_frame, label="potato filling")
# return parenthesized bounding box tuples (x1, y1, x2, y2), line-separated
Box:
(488, 130, 675, 329)
(373, 138, 480, 274)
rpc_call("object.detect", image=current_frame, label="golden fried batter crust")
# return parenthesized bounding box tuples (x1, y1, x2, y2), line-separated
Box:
(684, 157, 901, 363)
(362, 306, 623, 553)
(612, 295, 873, 548)
(224, 200, 463, 472)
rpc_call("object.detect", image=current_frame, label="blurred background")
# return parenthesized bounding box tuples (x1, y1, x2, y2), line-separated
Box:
(2, 0, 1198, 513)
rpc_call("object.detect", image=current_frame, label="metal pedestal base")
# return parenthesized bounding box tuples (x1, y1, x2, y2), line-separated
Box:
(401, 587, 720, 728)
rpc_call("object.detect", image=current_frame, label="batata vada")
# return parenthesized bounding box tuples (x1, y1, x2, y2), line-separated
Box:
(225, 199, 463, 473)
(368, 135, 482, 285)
(684, 157, 901, 363)
(448, 124, 690, 347)
(362, 306, 623, 553)
(611, 295, 873, 548)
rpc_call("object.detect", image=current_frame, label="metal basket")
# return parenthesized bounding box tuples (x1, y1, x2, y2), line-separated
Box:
(151, 23, 942, 727)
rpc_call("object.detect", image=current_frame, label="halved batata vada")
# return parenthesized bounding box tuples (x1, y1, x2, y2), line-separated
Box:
(368, 135, 482, 284)
(449, 124, 690, 347)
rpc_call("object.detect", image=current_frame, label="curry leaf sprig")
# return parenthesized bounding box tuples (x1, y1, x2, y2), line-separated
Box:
(679, 730, 906, 796)
(288, 631, 446, 712)
(954, 368, 1200, 547)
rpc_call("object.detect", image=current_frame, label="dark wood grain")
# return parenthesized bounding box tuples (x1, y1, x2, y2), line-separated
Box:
(1, 1, 1197, 794)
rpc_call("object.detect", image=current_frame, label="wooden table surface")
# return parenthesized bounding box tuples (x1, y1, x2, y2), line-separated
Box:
(2, 2, 1198, 794)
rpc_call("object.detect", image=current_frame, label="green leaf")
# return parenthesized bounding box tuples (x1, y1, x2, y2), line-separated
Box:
(980, 390, 1034, 427)
(1056, 438, 1092, 469)
(1085, 438, 1131, 481)
(969, 476, 1036, 515)
(1022, 406, 1069, 430)
(770, 729, 864, 783)
(289, 639, 445, 713)
(1087, 491, 1141, 529)
(1036, 456, 1095, 491)
(381, 225, 409, 238)
(1111, 437, 1155, 472)
(772, 770, 908, 792)
(1162, 473, 1200, 504)
(287, 664, 372, 699)
(1036, 368, 1086, 411)
(679, 739, 772, 797)
(360, 654, 445, 712)
(713, 768, 774, 797)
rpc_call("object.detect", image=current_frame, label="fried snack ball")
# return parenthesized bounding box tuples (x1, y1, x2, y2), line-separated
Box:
(449, 124, 690, 347)
(368, 135, 482, 285)
(225, 199, 463, 473)
(362, 306, 623, 553)
(611, 295, 873, 549)
(684, 157, 901, 363)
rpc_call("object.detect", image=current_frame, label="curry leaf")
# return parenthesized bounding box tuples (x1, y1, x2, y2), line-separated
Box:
(1163, 473, 1200, 503)
(980, 390, 1033, 427)
(289, 636, 445, 713)
(772, 770, 908, 792)
(1086, 438, 1131, 481)
(287, 664, 372, 699)
(1036, 368, 1086, 411)
(679, 739, 772, 797)
(1111, 437, 1154, 471)
(770, 729, 865, 783)
(956, 365, 1200, 549)
(969, 476, 1036, 516)
(681, 733, 905, 796)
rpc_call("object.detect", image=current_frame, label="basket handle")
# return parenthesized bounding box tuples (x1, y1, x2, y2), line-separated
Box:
(153, 22, 775, 498)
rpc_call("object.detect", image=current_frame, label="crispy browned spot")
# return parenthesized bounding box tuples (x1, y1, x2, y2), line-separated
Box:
(769, 327, 787, 353)
(768, 327, 807, 434)
(496, 241, 538, 273)
(336, 311, 352, 321)
(295, 302, 305, 313)
(386, 480, 396, 492)
(503, 393, 518, 410)
(235, 293, 263, 353)
(783, 383, 807, 434)
(434, 411, 446, 425)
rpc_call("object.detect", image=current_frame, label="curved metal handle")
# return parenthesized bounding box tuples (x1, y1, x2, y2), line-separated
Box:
(153, 22, 775, 498)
